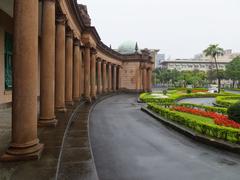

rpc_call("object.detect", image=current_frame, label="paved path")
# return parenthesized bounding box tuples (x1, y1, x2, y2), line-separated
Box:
(225, 90, 240, 94)
(177, 97, 216, 106)
(90, 94, 240, 180)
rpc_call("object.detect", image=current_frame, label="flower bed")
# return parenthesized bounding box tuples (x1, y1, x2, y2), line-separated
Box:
(177, 103, 227, 114)
(140, 92, 223, 104)
(172, 106, 240, 129)
(192, 89, 208, 93)
(140, 90, 239, 106)
(147, 103, 240, 143)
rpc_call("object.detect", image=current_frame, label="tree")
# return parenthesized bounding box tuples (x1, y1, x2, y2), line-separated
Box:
(203, 44, 224, 93)
(225, 56, 240, 88)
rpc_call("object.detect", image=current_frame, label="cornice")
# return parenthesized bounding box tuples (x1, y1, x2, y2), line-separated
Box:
(66, 0, 154, 64)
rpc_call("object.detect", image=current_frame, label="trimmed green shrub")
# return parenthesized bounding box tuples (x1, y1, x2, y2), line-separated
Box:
(216, 96, 240, 107)
(228, 102, 240, 123)
(147, 102, 240, 143)
(186, 89, 192, 94)
(163, 90, 167, 95)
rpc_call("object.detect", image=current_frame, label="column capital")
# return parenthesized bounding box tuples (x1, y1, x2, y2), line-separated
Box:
(82, 42, 91, 49)
(56, 14, 67, 25)
(102, 60, 107, 64)
(66, 27, 73, 38)
(96, 57, 102, 62)
(43, 0, 56, 2)
(90, 48, 97, 55)
(74, 38, 80, 46)
(117, 65, 122, 69)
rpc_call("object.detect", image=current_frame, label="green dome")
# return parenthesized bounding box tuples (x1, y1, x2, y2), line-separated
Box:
(118, 41, 139, 54)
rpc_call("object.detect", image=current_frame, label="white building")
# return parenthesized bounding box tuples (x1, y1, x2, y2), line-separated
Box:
(160, 50, 240, 72)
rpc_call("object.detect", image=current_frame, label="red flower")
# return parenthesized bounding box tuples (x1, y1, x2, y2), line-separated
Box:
(172, 106, 240, 129)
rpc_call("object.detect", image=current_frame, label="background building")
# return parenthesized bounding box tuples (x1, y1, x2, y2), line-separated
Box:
(155, 53, 165, 68)
(160, 49, 240, 72)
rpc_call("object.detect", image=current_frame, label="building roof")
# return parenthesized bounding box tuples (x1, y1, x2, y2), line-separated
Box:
(117, 41, 140, 54)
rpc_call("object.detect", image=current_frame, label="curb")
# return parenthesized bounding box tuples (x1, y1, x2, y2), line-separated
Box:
(212, 102, 227, 108)
(141, 106, 240, 154)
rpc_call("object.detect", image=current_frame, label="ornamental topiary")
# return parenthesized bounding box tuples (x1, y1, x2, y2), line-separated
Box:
(227, 101, 240, 123)
(163, 90, 167, 95)
(186, 89, 192, 94)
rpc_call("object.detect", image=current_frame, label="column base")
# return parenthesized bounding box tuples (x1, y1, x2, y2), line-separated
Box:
(91, 96, 96, 102)
(38, 117, 58, 127)
(73, 97, 81, 102)
(0, 143, 44, 162)
(65, 101, 74, 106)
(84, 96, 92, 103)
(55, 106, 67, 113)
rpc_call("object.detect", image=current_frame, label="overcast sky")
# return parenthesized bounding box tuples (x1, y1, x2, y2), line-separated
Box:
(78, 0, 240, 59)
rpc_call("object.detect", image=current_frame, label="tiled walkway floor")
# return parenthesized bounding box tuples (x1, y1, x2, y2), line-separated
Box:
(0, 94, 115, 180)
(0, 108, 11, 157)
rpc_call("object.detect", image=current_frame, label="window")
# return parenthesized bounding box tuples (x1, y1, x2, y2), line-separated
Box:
(4, 32, 13, 90)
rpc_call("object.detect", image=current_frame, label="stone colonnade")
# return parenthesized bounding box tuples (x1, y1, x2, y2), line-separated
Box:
(0, 0, 123, 161)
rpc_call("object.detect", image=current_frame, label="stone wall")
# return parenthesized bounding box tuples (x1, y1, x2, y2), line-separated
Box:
(121, 62, 141, 91)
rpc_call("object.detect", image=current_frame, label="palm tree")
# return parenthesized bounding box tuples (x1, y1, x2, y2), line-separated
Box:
(203, 44, 224, 93)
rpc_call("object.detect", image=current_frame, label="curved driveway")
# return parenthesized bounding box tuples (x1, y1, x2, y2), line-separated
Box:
(90, 94, 240, 180)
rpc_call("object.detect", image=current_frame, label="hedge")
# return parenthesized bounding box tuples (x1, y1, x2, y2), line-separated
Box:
(177, 103, 228, 114)
(147, 102, 240, 143)
(216, 96, 240, 107)
(140, 92, 218, 104)
(167, 87, 208, 91)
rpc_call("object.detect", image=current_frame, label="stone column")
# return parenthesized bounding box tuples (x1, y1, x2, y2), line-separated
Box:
(83, 44, 91, 102)
(55, 15, 66, 112)
(143, 68, 147, 92)
(97, 59, 102, 94)
(79, 46, 83, 98)
(113, 65, 117, 92)
(118, 66, 122, 90)
(139, 68, 143, 91)
(73, 38, 80, 101)
(90, 48, 97, 99)
(1, 0, 43, 161)
(102, 61, 107, 93)
(108, 63, 112, 92)
(39, 0, 57, 127)
(65, 29, 73, 105)
(147, 68, 152, 92)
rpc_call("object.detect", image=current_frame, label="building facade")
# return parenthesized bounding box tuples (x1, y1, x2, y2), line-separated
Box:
(160, 50, 240, 72)
(0, 0, 153, 161)
(155, 53, 165, 68)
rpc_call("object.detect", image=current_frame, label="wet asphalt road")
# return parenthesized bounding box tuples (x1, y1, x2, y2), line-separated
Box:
(89, 94, 240, 180)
